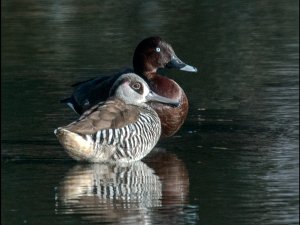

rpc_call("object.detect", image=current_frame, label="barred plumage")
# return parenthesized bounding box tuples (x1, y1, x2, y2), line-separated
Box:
(55, 73, 179, 162)
(87, 109, 161, 162)
(57, 161, 163, 214)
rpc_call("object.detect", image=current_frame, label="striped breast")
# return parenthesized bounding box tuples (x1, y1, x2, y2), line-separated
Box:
(87, 107, 161, 162)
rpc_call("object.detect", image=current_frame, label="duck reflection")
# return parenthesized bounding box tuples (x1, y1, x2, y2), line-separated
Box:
(55, 149, 198, 224)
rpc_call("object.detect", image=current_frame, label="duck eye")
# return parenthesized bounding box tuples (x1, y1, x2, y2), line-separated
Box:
(155, 47, 161, 53)
(132, 82, 141, 90)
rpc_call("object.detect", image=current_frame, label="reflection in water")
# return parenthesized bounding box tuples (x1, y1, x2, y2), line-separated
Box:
(55, 150, 198, 224)
(2, 0, 298, 224)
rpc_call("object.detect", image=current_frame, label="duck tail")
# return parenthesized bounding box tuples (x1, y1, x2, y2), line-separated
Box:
(54, 128, 93, 161)
(60, 96, 83, 115)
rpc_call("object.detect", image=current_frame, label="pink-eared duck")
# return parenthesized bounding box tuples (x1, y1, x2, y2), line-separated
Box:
(55, 73, 179, 162)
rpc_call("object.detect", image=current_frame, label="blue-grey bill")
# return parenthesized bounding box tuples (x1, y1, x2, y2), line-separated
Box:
(180, 64, 198, 72)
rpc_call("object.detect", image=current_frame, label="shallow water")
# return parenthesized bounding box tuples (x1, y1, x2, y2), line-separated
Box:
(1, 0, 299, 225)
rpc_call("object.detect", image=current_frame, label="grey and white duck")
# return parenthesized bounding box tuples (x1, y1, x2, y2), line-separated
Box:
(54, 73, 179, 163)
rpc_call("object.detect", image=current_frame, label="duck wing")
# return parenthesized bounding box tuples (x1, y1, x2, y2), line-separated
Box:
(63, 98, 140, 135)
(61, 68, 134, 114)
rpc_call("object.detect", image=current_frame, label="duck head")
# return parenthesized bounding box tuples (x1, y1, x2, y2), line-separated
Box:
(133, 36, 197, 76)
(109, 73, 180, 107)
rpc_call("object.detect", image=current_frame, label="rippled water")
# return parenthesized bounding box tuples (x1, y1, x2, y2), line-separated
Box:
(2, 0, 299, 225)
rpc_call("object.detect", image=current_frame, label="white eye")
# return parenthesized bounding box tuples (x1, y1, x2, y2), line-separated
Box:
(155, 47, 161, 52)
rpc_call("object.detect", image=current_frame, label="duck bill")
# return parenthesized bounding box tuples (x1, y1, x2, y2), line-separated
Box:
(146, 91, 180, 107)
(166, 56, 198, 72)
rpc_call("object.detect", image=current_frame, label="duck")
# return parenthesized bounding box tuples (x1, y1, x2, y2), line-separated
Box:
(61, 36, 197, 137)
(55, 73, 179, 163)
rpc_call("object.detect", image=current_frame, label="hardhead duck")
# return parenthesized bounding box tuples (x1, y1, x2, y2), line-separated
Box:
(61, 37, 197, 137)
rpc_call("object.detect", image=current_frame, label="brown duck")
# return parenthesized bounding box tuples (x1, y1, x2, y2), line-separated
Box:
(61, 37, 197, 137)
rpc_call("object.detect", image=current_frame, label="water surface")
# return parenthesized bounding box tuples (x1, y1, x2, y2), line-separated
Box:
(2, 0, 299, 224)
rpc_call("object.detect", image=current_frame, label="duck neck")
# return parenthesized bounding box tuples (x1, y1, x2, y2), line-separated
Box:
(133, 55, 158, 80)
(134, 67, 157, 80)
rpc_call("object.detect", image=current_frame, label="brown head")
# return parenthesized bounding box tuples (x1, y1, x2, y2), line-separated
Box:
(132, 37, 197, 77)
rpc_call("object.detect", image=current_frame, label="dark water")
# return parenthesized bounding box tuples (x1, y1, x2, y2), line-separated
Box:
(1, 0, 299, 224)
